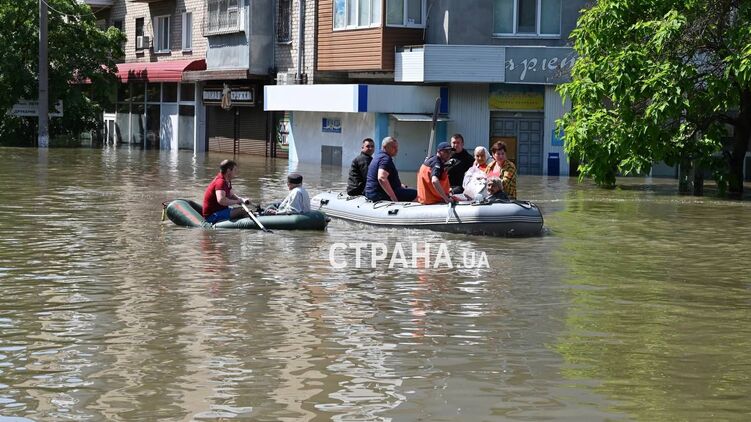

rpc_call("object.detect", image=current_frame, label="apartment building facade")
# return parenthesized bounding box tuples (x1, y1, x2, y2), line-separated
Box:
(87, 0, 209, 152)
(86, 0, 284, 156)
(266, 0, 587, 175)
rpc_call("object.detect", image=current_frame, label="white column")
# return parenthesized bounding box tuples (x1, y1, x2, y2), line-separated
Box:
(194, 82, 206, 154)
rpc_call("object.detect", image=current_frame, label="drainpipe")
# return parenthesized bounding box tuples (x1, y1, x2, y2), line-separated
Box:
(296, 0, 304, 83)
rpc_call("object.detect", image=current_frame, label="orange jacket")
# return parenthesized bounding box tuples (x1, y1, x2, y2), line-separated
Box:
(417, 156, 450, 204)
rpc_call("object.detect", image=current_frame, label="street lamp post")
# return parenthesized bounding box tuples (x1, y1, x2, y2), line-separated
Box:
(38, 0, 49, 148)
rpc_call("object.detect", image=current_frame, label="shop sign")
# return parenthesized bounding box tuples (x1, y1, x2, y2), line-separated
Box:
(7, 100, 63, 117)
(202, 86, 255, 106)
(277, 113, 290, 146)
(322, 117, 342, 133)
(505, 47, 577, 84)
(489, 84, 544, 111)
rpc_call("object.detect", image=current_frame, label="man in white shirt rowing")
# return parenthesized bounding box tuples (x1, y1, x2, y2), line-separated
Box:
(264, 173, 311, 215)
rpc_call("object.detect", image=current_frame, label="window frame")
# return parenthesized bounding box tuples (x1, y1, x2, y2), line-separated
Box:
(182, 12, 193, 52)
(385, 0, 426, 28)
(492, 0, 561, 38)
(135, 17, 145, 51)
(153, 15, 171, 53)
(205, 0, 244, 36)
(333, 0, 382, 31)
(276, 0, 292, 43)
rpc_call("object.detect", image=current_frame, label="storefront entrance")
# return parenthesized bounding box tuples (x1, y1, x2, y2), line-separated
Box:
(491, 114, 543, 175)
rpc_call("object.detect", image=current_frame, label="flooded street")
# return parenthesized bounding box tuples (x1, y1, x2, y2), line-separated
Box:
(1, 147, 750, 421)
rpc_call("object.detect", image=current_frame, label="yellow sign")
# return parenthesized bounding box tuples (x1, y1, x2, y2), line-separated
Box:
(489, 84, 544, 111)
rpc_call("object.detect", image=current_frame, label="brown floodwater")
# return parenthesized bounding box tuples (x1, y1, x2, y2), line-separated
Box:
(0, 146, 749, 421)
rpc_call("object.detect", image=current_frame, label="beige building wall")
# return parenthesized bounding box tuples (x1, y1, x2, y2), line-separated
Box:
(274, 0, 316, 83)
(108, 0, 208, 63)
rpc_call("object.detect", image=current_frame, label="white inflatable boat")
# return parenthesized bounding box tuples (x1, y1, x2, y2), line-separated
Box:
(312, 192, 544, 237)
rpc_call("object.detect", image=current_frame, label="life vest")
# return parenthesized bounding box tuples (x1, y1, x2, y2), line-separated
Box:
(417, 156, 450, 205)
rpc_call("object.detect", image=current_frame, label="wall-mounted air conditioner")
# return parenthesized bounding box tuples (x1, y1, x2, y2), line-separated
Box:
(136, 35, 150, 50)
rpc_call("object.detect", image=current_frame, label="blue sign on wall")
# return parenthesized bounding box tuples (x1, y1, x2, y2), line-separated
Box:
(552, 127, 564, 146)
(322, 117, 342, 133)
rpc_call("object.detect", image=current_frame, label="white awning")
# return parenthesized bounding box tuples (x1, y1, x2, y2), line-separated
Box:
(390, 114, 451, 122)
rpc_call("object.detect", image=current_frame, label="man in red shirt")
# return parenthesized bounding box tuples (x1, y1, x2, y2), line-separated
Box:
(202, 159, 251, 223)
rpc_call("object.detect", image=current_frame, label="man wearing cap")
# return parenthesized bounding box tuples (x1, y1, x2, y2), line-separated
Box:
(417, 142, 457, 205)
(202, 159, 252, 224)
(264, 173, 310, 215)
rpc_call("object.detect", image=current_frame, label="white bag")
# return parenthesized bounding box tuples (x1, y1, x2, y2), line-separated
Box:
(462, 166, 488, 199)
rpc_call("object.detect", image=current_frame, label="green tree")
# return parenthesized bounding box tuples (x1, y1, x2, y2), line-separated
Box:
(558, 0, 751, 198)
(0, 0, 124, 145)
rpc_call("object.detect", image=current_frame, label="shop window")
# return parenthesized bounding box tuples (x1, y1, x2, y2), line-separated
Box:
(277, 0, 291, 42)
(493, 0, 561, 36)
(205, 0, 243, 35)
(334, 0, 381, 29)
(386, 0, 424, 27)
(163, 83, 178, 103)
(130, 82, 145, 104)
(147, 83, 161, 103)
(153, 15, 170, 52)
(180, 83, 195, 102)
(117, 84, 130, 102)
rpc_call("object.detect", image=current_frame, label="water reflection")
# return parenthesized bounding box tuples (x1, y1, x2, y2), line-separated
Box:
(549, 187, 751, 420)
(0, 147, 749, 420)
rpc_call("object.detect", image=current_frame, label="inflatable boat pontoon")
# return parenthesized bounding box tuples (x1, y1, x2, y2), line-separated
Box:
(312, 192, 543, 237)
(164, 199, 329, 231)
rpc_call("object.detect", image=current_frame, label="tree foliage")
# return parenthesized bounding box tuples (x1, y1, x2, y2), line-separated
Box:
(558, 0, 751, 197)
(0, 0, 124, 145)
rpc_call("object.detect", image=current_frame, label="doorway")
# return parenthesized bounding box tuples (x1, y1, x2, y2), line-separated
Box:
(490, 115, 543, 175)
(103, 113, 116, 145)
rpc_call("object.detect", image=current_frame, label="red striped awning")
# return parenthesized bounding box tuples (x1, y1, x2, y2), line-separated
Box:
(114, 59, 206, 82)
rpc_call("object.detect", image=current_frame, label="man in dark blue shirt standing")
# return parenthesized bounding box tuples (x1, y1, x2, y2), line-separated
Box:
(364, 137, 417, 202)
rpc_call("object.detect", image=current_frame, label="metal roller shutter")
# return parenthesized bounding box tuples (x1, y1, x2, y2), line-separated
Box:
(208, 106, 268, 156)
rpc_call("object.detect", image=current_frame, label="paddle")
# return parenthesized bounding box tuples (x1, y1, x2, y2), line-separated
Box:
(240, 198, 272, 233)
(445, 200, 455, 223)
(426, 97, 441, 157)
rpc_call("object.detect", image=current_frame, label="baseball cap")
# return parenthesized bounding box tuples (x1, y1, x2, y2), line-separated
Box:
(437, 142, 455, 152)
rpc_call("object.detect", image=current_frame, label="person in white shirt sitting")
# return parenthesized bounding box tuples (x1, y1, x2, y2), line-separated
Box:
(264, 173, 311, 215)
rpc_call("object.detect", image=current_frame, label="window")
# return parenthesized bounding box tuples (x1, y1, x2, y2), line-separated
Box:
(386, 0, 424, 26)
(277, 0, 291, 42)
(153, 15, 170, 52)
(334, 0, 381, 29)
(182, 12, 193, 51)
(205, 0, 243, 35)
(135, 17, 145, 51)
(493, 0, 561, 36)
(112, 19, 123, 32)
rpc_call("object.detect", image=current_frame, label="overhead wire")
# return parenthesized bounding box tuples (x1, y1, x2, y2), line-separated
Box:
(39, 0, 96, 21)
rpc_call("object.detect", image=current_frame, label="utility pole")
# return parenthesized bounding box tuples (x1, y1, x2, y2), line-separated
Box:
(38, 0, 49, 148)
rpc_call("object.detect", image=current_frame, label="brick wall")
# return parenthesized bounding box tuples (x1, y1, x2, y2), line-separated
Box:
(109, 0, 208, 63)
(274, 0, 316, 83)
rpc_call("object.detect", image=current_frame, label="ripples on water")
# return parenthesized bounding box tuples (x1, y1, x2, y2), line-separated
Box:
(0, 147, 749, 421)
